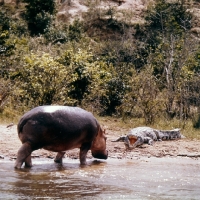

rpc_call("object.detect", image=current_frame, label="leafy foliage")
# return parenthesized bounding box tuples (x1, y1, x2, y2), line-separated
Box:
(0, 79, 11, 113)
(68, 19, 83, 42)
(0, 10, 15, 78)
(58, 48, 114, 112)
(144, 0, 192, 50)
(1, 0, 200, 128)
(43, 24, 68, 44)
(23, 0, 56, 36)
(16, 53, 69, 107)
(138, 0, 196, 120)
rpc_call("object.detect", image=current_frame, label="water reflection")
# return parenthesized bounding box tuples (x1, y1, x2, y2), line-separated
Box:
(0, 157, 200, 199)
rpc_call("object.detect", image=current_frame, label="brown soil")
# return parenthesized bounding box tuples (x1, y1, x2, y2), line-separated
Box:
(0, 123, 200, 162)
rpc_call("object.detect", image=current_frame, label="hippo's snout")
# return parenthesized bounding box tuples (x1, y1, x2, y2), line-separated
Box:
(92, 150, 108, 160)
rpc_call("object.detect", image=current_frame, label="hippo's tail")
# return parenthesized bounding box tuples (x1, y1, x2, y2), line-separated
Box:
(17, 117, 25, 134)
(17, 114, 31, 135)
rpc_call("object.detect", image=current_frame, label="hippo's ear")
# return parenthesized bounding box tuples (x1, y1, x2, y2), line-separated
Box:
(99, 126, 106, 136)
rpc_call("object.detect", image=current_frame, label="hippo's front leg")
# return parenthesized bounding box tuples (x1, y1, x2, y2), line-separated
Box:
(79, 143, 91, 165)
(54, 152, 65, 163)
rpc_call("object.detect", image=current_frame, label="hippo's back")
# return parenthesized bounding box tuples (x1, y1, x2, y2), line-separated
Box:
(17, 106, 99, 149)
(18, 106, 96, 130)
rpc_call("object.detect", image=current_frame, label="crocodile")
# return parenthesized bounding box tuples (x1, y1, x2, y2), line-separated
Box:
(112, 127, 184, 150)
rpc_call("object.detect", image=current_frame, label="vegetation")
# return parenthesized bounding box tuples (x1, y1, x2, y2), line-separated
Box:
(0, 0, 200, 139)
(23, 0, 56, 36)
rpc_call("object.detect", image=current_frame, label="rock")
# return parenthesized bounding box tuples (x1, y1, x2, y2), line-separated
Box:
(191, 27, 200, 35)
(6, 123, 14, 128)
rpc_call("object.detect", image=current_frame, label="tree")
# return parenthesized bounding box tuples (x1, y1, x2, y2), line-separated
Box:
(135, 0, 192, 69)
(144, 0, 192, 51)
(0, 10, 15, 78)
(23, 0, 56, 36)
(58, 48, 113, 108)
(140, 0, 194, 118)
(178, 47, 200, 127)
(93, 40, 135, 115)
(119, 66, 164, 124)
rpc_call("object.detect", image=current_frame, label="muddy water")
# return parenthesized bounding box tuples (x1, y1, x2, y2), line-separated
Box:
(0, 157, 199, 199)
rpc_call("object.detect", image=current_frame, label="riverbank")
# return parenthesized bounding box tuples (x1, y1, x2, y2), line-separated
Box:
(0, 124, 200, 162)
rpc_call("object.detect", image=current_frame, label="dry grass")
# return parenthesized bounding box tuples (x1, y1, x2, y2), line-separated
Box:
(97, 116, 200, 140)
(0, 108, 21, 125)
(0, 110, 199, 140)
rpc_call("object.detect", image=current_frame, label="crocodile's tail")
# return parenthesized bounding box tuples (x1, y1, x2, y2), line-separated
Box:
(181, 134, 186, 139)
(158, 128, 183, 140)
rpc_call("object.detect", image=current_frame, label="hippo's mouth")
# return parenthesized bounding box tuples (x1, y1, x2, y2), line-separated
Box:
(92, 151, 108, 160)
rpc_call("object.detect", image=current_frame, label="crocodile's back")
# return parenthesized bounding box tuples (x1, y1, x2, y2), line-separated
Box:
(128, 127, 158, 141)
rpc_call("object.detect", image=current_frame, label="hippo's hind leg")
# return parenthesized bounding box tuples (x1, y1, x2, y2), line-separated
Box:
(25, 154, 32, 167)
(79, 143, 91, 165)
(15, 142, 33, 169)
(54, 152, 65, 163)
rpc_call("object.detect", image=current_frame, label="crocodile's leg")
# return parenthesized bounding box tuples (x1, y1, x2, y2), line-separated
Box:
(111, 136, 126, 142)
(143, 136, 154, 145)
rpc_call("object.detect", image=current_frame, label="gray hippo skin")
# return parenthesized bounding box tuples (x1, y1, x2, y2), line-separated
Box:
(112, 126, 184, 150)
(15, 106, 108, 169)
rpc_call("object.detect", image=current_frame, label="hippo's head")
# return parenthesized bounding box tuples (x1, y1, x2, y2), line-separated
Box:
(91, 127, 108, 160)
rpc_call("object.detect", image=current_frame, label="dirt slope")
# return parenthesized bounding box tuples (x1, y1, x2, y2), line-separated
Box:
(57, 0, 147, 23)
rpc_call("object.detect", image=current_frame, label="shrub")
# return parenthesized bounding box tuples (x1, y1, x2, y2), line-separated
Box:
(23, 0, 56, 36)
(15, 53, 70, 107)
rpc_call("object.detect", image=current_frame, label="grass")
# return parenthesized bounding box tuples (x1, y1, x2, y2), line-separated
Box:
(0, 108, 21, 125)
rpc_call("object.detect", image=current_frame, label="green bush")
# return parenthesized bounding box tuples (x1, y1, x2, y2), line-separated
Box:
(15, 53, 70, 107)
(193, 113, 200, 129)
(43, 24, 68, 44)
(0, 79, 11, 113)
(68, 19, 84, 42)
(58, 48, 112, 107)
(23, 0, 56, 36)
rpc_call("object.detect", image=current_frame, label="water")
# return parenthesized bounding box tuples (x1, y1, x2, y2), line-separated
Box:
(0, 157, 199, 199)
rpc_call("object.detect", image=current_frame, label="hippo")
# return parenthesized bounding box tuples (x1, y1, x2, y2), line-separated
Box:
(15, 106, 108, 169)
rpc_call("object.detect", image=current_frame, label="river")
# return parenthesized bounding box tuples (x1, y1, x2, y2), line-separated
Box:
(0, 157, 199, 199)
